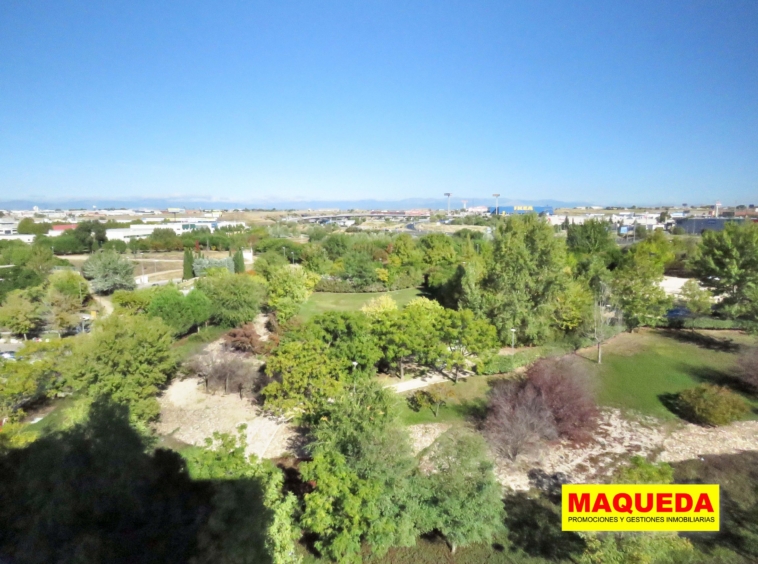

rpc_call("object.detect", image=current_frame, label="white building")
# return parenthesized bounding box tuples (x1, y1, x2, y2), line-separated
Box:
(105, 220, 245, 242)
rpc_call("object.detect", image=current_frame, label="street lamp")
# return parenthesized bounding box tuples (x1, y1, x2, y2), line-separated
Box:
(444, 193, 452, 216)
(290, 251, 295, 265)
(510, 328, 516, 351)
(493, 193, 500, 216)
(282, 246, 286, 259)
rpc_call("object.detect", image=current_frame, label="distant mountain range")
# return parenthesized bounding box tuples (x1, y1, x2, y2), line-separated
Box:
(0, 196, 590, 211)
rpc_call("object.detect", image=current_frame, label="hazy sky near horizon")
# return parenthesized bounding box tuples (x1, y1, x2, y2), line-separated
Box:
(1, 1, 757, 205)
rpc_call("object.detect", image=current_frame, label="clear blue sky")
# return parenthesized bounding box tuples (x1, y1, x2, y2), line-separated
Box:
(1, 1, 757, 205)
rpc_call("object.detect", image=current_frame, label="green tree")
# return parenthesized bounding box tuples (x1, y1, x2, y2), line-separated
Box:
(184, 426, 301, 564)
(185, 289, 212, 330)
(480, 214, 569, 344)
(64, 314, 176, 421)
(611, 254, 672, 330)
(679, 279, 712, 317)
(183, 248, 194, 280)
(0, 340, 70, 419)
(408, 383, 454, 417)
(690, 221, 758, 317)
(306, 312, 383, 379)
(146, 285, 196, 336)
(16, 218, 51, 235)
(0, 290, 43, 340)
(81, 250, 136, 294)
(421, 428, 504, 553)
(566, 219, 616, 255)
(300, 382, 421, 563)
(419, 233, 457, 267)
(265, 267, 317, 322)
(195, 272, 267, 327)
(262, 339, 346, 415)
(233, 249, 245, 273)
(47, 270, 89, 305)
(438, 308, 498, 380)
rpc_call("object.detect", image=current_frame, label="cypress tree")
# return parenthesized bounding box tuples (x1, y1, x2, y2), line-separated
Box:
(183, 248, 194, 280)
(233, 249, 245, 273)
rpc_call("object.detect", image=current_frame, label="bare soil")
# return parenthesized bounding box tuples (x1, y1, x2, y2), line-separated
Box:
(156, 377, 299, 459)
(409, 408, 758, 492)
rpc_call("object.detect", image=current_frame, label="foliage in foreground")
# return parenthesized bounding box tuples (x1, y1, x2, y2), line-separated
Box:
(299, 383, 504, 563)
(0, 400, 288, 564)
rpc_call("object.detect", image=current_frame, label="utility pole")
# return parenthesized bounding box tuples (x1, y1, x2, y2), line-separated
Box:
(444, 193, 452, 216)
(493, 193, 500, 216)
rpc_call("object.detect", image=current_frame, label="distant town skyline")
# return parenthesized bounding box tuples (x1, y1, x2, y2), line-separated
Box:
(1, 2, 757, 204)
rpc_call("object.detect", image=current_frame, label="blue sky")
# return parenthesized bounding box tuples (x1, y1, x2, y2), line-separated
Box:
(1, 1, 757, 205)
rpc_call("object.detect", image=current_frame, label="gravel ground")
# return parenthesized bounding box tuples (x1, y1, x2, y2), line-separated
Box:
(156, 378, 297, 459)
(409, 409, 758, 492)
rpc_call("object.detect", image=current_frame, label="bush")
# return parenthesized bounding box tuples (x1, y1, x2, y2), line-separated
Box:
(477, 349, 540, 375)
(526, 358, 598, 441)
(614, 455, 673, 484)
(314, 277, 357, 293)
(484, 380, 558, 459)
(224, 323, 267, 355)
(677, 384, 750, 426)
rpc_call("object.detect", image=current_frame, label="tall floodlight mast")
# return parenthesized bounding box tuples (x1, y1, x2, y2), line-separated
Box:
(444, 193, 452, 216)
(493, 193, 500, 216)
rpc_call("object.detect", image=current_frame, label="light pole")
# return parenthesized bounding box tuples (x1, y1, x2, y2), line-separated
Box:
(444, 193, 452, 216)
(282, 246, 286, 259)
(290, 251, 295, 265)
(511, 328, 516, 351)
(493, 193, 500, 216)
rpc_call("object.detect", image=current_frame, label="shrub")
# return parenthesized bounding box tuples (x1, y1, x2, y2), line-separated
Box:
(477, 349, 540, 375)
(526, 358, 598, 441)
(678, 384, 750, 426)
(314, 277, 355, 293)
(614, 455, 673, 484)
(484, 380, 557, 460)
(224, 323, 267, 355)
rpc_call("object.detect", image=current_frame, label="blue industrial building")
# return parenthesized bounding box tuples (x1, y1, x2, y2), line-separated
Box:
(488, 205, 554, 215)
(674, 217, 742, 234)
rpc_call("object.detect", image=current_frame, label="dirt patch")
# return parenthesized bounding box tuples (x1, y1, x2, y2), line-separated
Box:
(660, 420, 758, 463)
(493, 406, 758, 491)
(407, 423, 451, 454)
(494, 409, 665, 491)
(156, 378, 299, 459)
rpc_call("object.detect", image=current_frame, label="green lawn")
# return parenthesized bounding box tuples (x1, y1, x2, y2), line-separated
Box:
(592, 329, 758, 419)
(298, 287, 422, 320)
(172, 325, 228, 361)
(395, 375, 504, 426)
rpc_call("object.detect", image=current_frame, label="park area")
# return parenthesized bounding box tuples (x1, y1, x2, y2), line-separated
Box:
(298, 287, 421, 320)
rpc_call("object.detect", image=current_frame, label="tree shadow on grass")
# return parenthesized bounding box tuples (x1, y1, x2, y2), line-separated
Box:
(661, 329, 740, 352)
(504, 492, 585, 560)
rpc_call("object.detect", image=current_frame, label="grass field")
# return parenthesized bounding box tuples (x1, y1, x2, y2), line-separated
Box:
(589, 329, 758, 419)
(394, 375, 502, 426)
(298, 287, 422, 320)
